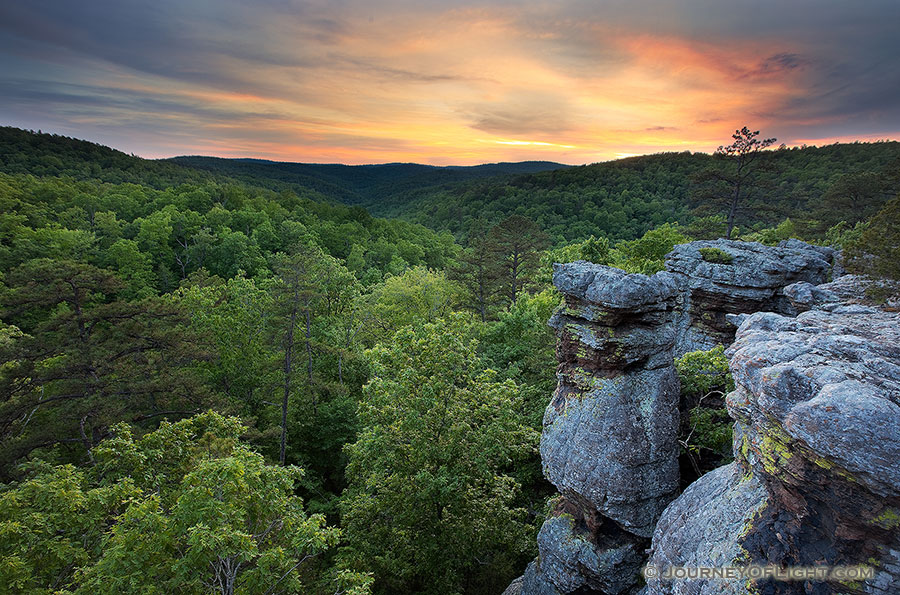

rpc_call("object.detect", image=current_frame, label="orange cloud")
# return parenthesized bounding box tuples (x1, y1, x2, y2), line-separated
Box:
(11, 2, 895, 164)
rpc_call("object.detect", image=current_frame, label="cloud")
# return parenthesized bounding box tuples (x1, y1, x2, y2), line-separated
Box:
(1, 0, 899, 164)
(464, 92, 575, 135)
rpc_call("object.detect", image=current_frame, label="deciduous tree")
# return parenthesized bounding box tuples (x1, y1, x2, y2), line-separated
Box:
(0, 412, 368, 595)
(340, 316, 537, 595)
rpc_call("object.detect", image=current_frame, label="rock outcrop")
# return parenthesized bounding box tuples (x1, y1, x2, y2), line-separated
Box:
(515, 239, 897, 595)
(546, 265, 681, 535)
(524, 265, 681, 594)
(646, 305, 900, 594)
(666, 240, 833, 353)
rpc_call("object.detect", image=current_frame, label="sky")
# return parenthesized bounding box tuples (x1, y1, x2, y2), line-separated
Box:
(1, 0, 899, 165)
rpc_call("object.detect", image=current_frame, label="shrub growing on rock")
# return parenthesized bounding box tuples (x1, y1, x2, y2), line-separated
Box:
(698, 247, 734, 264)
(675, 346, 736, 481)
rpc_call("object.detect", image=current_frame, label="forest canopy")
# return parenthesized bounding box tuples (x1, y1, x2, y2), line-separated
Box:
(0, 126, 897, 594)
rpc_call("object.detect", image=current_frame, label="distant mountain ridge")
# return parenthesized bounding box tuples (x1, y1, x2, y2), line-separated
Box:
(4, 126, 898, 247)
(167, 155, 569, 206)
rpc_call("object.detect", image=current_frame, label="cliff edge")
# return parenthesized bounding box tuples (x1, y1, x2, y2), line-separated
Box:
(515, 240, 899, 595)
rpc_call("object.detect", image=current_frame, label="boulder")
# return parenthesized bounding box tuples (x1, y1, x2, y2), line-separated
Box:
(645, 463, 768, 595)
(646, 306, 900, 594)
(665, 240, 831, 353)
(544, 263, 681, 537)
(523, 241, 874, 595)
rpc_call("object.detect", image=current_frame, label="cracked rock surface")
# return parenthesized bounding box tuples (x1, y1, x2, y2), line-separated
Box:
(646, 306, 900, 594)
(513, 241, 893, 595)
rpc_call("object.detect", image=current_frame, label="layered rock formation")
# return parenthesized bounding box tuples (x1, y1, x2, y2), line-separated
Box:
(522, 266, 682, 594)
(516, 239, 896, 595)
(666, 240, 833, 353)
(646, 305, 900, 594)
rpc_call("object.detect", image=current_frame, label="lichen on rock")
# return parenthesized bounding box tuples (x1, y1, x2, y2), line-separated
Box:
(513, 240, 899, 595)
(647, 305, 900, 594)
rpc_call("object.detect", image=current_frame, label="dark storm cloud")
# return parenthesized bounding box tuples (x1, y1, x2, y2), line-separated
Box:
(0, 78, 281, 125)
(0, 0, 343, 93)
(742, 53, 809, 79)
(513, 0, 900, 136)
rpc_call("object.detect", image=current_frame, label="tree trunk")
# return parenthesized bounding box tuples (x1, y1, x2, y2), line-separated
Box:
(304, 308, 315, 417)
(279, 290, 298, 466)
(726, 182, 741, 240)
(477, 267, 487, 322)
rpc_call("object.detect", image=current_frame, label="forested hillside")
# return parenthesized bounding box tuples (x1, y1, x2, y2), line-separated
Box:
(369, 143, 899, 243)
(163, 138, 900, 245)
(0, 127, 897, 595)
(169, 156, 567, 207)
(0, 128, 551, 594)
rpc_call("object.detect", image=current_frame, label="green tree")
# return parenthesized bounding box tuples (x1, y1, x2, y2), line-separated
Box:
(611, 223, 688, 274)
(675, 346, 736, 479)
(0, 462, 139, 593)
(269, 245, 358, 465)
(477, 289, 559, 428)
(846, 195, 900, 280)
(449, 222, 500, 322)
(340, 316, 537, 595)
(357, 267, 461, 346)
(0, 412, 368, 595)
(683, 215, 728, 240)
(175, 275, 277, 424)
(104, 239, 157, 299)
(694, 127, 777, 239)
(0, 259, 210, 471)
(485, 215, 550, 306)
(816, 171, 890, 229)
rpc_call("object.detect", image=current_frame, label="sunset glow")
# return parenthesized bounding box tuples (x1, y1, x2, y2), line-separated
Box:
(1, 1, 899, 164)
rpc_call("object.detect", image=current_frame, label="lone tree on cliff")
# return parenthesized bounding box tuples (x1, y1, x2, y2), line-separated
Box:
(694, 127, 777, 239)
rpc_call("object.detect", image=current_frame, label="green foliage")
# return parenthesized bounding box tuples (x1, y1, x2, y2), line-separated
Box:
(0, 129, 458, 292)
(579, 234, 612, 264)
(0, 259, 211, 468)
(542, 234, 611, 268)
(610, 223, 688, 274)
(685, 407, 734, 463)
(0, 412, 365, 595)
(675, 345, 734, 397)
(478, 289, 559, 429)
(675, 346, 736, 477)
(815, 171, 893, 230)
(683, 215, 728, 240)
(824, 220, 868, 250)
(739, 218, 800, 245)
(340, 316, 538, 595)
(845, 196, 900, 280)
(0, 463, 139, 593)
(476, 291, 558, 524)
(698, 247, 734, 264)
(358, 267, 463, 345)
(175, 274, 277, 418)
(5, 125, 900, 594)
(104, 239, 157, 298)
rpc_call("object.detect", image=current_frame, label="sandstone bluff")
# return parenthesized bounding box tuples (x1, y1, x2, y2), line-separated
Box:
(506, 239, 899, 595)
